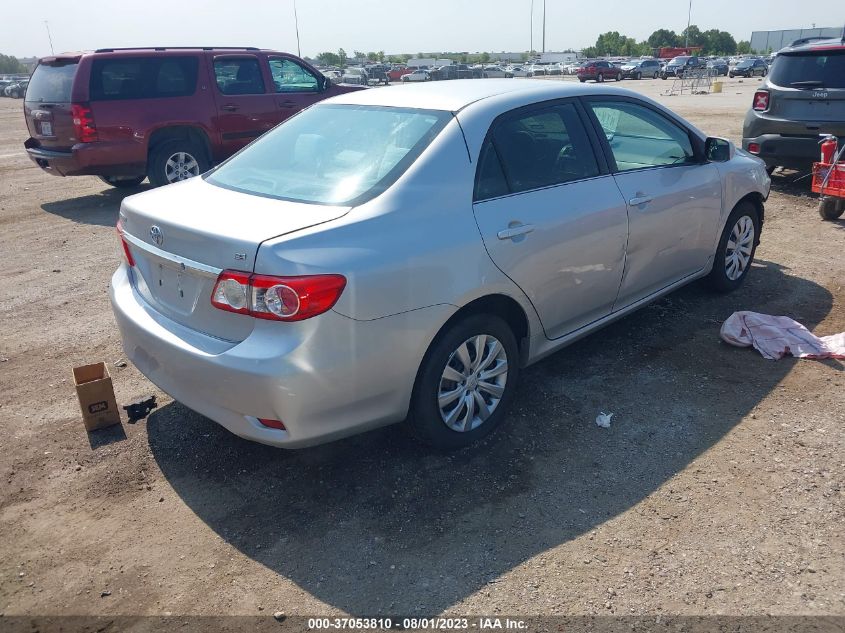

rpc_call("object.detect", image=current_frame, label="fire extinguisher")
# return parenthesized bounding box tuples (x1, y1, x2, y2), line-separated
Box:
(820, 135, 837, 164)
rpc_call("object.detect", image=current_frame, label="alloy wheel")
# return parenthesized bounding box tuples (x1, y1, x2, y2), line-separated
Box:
(164, 152, 201, 183)
(725, 215, 755, 281)
(437, 334, 508, 433)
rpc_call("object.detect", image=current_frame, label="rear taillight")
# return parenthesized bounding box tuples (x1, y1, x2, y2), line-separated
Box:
(211, 270, 346, 322)
(258, 418, 286, 430)
(71, 102, 98, 142)
(116, 220, 135, 267)
(747, 142, 761, 154)
(752, 90, 769, 112)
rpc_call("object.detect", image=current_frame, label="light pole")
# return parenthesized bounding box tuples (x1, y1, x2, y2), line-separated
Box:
(685, 0, 692, 48)
(293, 0, 301, 58)
(530, 0, 533, 53)
(542, 0, 546, 53)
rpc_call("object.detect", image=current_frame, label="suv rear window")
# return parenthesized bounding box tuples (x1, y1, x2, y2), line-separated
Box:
(89, 56, 199, 101)
(770, 50, 845, 89)
(26, 62, 77, 103)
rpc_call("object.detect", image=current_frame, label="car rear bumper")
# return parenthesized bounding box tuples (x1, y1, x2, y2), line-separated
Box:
(109, 264, 451, 448)
(742, 133, 823, 170)
(24, 138, 145, 177)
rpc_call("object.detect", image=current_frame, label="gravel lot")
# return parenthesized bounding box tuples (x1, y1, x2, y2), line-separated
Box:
(0, 77, 843, 623)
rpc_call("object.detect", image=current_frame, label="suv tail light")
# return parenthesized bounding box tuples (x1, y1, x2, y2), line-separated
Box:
(752, 90, 770, 112)
(116, 220, 135, 267)
(211, 270, 346, 322)
(71, 102, 98, 142)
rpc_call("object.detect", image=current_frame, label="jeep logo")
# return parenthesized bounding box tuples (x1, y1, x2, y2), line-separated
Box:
(812, 91, 829, 99)
(88, 401, 109, 414)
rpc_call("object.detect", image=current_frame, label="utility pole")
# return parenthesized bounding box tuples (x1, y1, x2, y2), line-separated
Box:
(542, 0, 546, 53)
(685, 0, 692, 48)
(293, 0, 301, 58)
(530, 0, 533, 53)
(44, 20, 54, 55)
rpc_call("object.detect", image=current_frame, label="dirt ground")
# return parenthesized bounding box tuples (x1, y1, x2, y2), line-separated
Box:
(0, 77, 843, 625)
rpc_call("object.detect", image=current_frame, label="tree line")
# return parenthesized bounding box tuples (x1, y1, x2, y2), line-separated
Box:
(581, 26, 750, 57)
(0, 54, 27, 74)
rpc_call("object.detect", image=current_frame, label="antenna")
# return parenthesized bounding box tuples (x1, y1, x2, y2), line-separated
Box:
(293, 0, 301, 58)
(44, 20, 54, 55)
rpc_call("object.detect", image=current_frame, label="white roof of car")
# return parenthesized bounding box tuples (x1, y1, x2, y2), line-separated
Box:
(326, 79, 630, 112)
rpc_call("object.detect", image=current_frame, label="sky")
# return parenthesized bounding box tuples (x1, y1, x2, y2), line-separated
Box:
(4, 0, 844, 59)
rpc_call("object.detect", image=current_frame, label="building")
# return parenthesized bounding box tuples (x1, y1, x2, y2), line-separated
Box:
(750, 27, 842, 53)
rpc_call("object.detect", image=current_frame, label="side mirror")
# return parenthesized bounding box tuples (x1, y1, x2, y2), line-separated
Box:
(706, 137, 734, 162)
(320, 75, 331, 91)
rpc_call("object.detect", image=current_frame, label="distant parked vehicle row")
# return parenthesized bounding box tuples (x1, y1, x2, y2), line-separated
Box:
(619, 58, 662, 79)
(729, 58, 768, 78)
(577, 60, 623, 83)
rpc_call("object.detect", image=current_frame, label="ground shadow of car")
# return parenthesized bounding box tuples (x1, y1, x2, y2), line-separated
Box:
(40, 184, 151, 227)
(146, 259, 833, 615)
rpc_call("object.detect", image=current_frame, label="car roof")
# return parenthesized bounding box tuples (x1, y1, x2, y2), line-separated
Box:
(325, 79, 642, 112)
(780, 37, 845, 54)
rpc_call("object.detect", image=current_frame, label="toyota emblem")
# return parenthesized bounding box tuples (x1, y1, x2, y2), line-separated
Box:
(150, 225, 163, 247)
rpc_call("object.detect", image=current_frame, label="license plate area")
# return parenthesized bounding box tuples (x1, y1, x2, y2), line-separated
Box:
(40, 121, 53, 137)
(152, 263, 205, 315)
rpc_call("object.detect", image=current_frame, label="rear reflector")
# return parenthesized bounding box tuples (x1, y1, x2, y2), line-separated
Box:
(747, 142, 761, 154)
(258, 418, 286, 430)
(211, 270, 346, 322)
(116, 220, 135, 267)
(752, 90, 769, 112)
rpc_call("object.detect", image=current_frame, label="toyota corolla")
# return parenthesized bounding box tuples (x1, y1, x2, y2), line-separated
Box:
(110, 80, 770, 449)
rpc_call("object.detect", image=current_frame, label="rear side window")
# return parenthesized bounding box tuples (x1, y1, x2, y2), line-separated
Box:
(26, 62, 77, 103)
(482, 102, 599, 197)
(214, 58, 266, 95)
(89, 56, 198, 101)
(769, 50, 845, 89)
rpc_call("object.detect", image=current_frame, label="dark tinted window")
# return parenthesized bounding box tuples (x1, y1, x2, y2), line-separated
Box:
(474, 139, 509, 201)
(491, 102, 599, 194)
(26, 62, 77, 103)
(90, 56, 198, 101)
(214, 57, 266, 95)
(770, 50, 845, 88)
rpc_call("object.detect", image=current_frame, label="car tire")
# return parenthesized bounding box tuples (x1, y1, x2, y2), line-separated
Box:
(597, 73, 604, 83)
(661, 75, 667, 80)
(818, 197, 845, 221)
(99, 175, 146, 189)
(616, 72, 623, 81)
(407, 314, 520, 450)
(635, 72, 642, 80)
(707, 201, 760, 292)
(578, 77, 585, 83)
(147, 139, 210, 188)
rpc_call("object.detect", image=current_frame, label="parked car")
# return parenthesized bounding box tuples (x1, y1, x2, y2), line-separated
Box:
(660, 55, 705, 79)
(620, 59, 662, 79)
(340, 67, 369, 85)
(366, 67, 390, 85)
(110, 80, 770, 450)
(401, 69, 431, 82)
(526, 64, 546, 77)
(482, 65, 510, 78)
(707, 59, 729, 76)
(729, 58, 768, 78)
(387, 65, 408, 81)
(4, 79, 28, 98)
(22, 47, 363, 188)
(577, 60, 623, 82)
(509, 66, 530, 78)
(743, 37, 845, 176)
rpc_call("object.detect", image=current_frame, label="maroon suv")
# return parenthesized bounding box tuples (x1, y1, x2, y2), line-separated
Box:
(23, 47, 363, 188)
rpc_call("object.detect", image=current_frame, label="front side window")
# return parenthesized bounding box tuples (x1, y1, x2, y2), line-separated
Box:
(214, 57, 265, 95)
(588, 100, 695, 171)
(269, 58, 319, 93)
(481, 102, 599, 197)
(206, 104, 451, 205)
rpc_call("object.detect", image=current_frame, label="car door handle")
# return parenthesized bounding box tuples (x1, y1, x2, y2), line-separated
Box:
(221, 104, 239, 112)
(629, 195, 653, 206)
(278, 100, 296, 108)
(497, 224, 535, 240)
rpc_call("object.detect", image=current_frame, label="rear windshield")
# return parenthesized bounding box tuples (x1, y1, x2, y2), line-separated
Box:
(206, 104, 452, 206)
(26, 62, 77, 103)
(770, 50, 845, 89)
(90, 56, 199, 101)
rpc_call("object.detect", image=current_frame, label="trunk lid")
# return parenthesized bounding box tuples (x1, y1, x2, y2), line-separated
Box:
(119, 177, 350, 341)
(24, 57, 81, 150)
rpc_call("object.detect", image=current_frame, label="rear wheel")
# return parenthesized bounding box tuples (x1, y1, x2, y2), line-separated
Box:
(578, 77, 586, 82)
(98, 175, 146, 188)
(408, 315, 519, 450)
(635, 71, 642, 80)
(707, 202, 760, 292)
(653, 71, 659, 79)
(597, 73, 604, 83)
(147, 139, 209, 187)
(818, 197, 845, 220)
(616, 72, 623, 81)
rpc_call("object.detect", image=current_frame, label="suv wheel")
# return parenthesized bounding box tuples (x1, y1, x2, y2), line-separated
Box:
(408, 315, 519, 450)
(148, 139, 209, 187)
(818, 197, 845, 221)
(635, 71, 642, 80)
(99, 175, 146, 189)
(707, 202, 760, 292)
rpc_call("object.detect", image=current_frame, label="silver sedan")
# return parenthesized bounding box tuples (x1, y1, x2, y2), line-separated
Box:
(110, 80, 771, 450)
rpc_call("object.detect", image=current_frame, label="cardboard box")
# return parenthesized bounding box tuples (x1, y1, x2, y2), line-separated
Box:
(72, 362, 121, 431)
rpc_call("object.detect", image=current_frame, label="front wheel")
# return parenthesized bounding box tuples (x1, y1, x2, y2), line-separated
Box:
(653, 71, 659, 79)
(597, 73, 604, 83)
(661, 75, 667, 80)
(616, 72, 623, 81)
(99, 175, 146, 189)
(707, 202, 760, 292)
(819, 197, 845, 220)
(578, 77, 586, 82)
(635, 72, 642, 80)
(408, 315, 519, 450)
